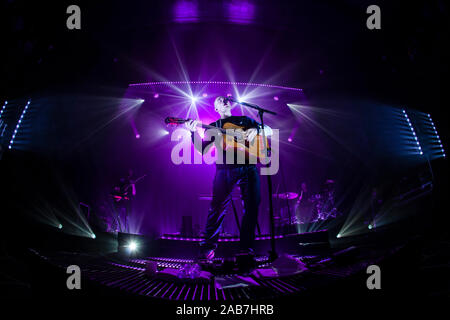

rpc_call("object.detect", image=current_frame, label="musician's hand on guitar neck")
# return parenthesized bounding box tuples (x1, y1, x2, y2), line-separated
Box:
(185, 120, 200, 132)
(244, 128, 258, 142)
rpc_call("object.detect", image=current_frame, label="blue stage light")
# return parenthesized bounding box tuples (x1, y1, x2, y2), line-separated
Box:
(0, 101, 8, 119)
(128, 241, 138, 252)
(8, 100, 31, 149)
(403, 110, 422, 156)
(426, 113, 445, 158)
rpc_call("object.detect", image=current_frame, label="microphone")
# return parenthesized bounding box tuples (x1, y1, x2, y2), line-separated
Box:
(225, 96, 277, 115)
(225, 96, 256, 108)
(224, 96, 236, 104)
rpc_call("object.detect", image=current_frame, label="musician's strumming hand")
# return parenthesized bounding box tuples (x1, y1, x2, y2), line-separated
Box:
(185, 119, 199, 132)
(245, 128, 258, 142)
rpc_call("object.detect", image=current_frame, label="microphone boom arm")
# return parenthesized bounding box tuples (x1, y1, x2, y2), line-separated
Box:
(228, 97, 277, 116)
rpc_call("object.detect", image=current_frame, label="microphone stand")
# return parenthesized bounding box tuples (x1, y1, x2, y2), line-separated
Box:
(233, 99, 278, 262)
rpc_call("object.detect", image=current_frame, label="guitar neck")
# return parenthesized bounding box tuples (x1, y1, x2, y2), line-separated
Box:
(166, 117, 243, 137)
(196, 123, 245, 139)
(197, 123, 227, 134)
(131, 174, 146, 184)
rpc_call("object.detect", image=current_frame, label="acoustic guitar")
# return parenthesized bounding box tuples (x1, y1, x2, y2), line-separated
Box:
(165, 117, 269, 161)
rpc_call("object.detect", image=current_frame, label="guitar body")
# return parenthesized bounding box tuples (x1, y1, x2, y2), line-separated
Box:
(110, 174, 146, 203)
(221, 122, 269, 162)
(112, 194, 130, 202)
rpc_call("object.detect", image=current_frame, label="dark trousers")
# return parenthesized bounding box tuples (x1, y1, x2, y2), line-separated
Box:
(201, 165, 261, 251)
(113, 200, 130, 233)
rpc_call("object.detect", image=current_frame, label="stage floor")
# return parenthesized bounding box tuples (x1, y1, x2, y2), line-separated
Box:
(26, 242, 404, 301)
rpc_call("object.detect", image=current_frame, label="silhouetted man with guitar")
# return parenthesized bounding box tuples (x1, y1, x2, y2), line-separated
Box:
(184, 96, 273, 260)
(111, 169, 146, 233)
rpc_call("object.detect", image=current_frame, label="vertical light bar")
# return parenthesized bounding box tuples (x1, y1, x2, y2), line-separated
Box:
(403, 109, 422, 155)
(427, 113, 445, 158)
(8, 100, 30, 149)
(0, 101, 8, 119)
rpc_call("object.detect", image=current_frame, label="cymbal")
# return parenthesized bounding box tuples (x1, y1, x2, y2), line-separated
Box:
(272, 192, 298, 200)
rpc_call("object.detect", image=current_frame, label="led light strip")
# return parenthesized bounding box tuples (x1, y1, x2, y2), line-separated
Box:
(403, 109, 422, 155)
(160, 229, 327, 241)
(129, 81, 304, 92)
(0, 101, 8, 119)
(8, 100, 30, 149)
(427, 113, 445, 157)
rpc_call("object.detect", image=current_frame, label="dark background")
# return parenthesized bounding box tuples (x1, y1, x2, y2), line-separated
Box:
(0, 0, 448, 301)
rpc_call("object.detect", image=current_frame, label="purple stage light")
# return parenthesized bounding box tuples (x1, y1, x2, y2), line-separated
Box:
(153, 93, 159, 98)
(287, 126, 299, 144)
(130, 119, 140, 140)
(273, 96, 279, 101)
(202, 93, 208, 97)
(173, 0, 199, 23)
(225, 0, 255, 24)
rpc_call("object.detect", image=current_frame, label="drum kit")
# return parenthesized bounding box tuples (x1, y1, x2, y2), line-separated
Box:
(197, 180, 340, 237)
(272, 181, 339, 233)
(272, 192, 300, 231)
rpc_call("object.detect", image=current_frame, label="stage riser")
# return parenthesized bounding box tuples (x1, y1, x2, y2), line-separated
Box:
(155, 232, 329, 258)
